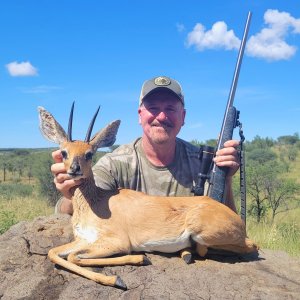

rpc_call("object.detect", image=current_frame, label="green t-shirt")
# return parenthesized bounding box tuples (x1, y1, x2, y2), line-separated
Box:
(93, 138, 203, 197)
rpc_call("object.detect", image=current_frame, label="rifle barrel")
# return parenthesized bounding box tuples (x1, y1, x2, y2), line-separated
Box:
(208, 11, 252, 202)
(216, 11, 252, 153)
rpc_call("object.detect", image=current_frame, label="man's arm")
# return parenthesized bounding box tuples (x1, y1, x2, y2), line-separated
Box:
(224, 176, 237, 212)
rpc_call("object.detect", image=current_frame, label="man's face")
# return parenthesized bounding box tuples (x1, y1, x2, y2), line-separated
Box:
(138, 90, 186, 145)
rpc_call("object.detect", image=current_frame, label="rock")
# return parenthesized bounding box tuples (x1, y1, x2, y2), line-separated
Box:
(0, 214, 299, 300)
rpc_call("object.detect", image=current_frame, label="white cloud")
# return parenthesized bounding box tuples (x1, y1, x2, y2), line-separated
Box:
(186, 21, 241, 51)
(185, 9, 300, 62)
(246, 9, 300, 61)
(6, 61, 38, 77)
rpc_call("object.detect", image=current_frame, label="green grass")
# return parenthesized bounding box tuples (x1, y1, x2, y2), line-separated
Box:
(0, 195, 53, 234)
(247, 208, 300, 257)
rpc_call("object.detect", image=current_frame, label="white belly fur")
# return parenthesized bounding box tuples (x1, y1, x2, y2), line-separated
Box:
(133, 229, 192, 253)
(74, 224, 99, 244)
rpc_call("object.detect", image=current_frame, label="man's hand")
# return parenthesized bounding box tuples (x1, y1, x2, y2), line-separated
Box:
(51, 150, 82, 199)
(213, 139, 240, 178)
(51, 150, 82, 214)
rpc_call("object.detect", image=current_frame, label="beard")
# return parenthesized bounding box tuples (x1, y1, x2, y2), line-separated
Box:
(148, 121, 175, 144)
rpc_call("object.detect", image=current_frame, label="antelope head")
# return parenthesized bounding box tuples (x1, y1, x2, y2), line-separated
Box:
(38, 102, 120, 180)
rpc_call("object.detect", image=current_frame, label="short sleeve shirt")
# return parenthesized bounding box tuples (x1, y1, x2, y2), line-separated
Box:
(93, 138, 203, 197)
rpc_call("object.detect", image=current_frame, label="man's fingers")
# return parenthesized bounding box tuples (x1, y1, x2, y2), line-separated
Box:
(54, 178, 82, 199)
(214, 160, 239, 168)
(223, 140, 239, 148)
(51, 162, 66, 176)
(216, 146, 238, 157)
(54, 178, 81, 189)
(52, 149, 62, 163)
(214, 154, 237, 163)
(55, 173, 72, 184)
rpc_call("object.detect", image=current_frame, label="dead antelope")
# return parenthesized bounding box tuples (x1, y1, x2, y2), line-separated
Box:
(38, 103, 258, 290)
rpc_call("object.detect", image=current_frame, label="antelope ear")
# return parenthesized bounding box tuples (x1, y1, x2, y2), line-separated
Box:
(89, 120, 121, 150)
(38, 106, 68, 145)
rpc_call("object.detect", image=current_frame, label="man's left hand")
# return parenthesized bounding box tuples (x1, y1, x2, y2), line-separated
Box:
(213, 139, 240, 177)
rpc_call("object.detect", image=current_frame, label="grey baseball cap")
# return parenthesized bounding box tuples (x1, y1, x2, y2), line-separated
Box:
(139, 76, 184, 106)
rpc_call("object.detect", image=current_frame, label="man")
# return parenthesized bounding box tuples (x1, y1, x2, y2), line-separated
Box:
(52, 76, 240, 215)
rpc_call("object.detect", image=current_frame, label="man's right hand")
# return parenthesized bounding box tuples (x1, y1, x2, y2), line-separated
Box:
(51, 150, 82, 214)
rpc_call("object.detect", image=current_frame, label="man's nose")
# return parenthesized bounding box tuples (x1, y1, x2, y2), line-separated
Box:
(155, 110, 168, 121)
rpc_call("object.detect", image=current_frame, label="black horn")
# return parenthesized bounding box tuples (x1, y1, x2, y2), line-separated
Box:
(85, 106, 100, 143)
(68, 101, 75, 141)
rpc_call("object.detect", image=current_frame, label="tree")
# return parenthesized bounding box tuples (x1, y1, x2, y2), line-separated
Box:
(246, 135, 275, 151)
(287, 145, 298, 161)
(246, 161, 270, 222)
(277, 133, 299, 145)
(265, 178, 300, 221)
(247, 148, 277, 164)
(2, 163, 7, 182)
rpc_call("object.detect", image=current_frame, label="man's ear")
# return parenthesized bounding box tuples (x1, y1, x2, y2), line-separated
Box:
(138, 107, 142, 125)
(182, 108, 186, 126)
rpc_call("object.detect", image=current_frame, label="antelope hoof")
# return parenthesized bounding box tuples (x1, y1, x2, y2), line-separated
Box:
(143, 255, 152, 265)
(182, 253, 193, 264)
(115, 276, 127, 290)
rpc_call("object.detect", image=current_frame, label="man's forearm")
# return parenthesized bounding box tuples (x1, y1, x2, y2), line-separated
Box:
(55, 197, 73, 215)
(224, 177, 237, 213)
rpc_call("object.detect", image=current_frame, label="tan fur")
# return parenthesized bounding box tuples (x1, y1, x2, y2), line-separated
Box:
(38, 107, 258, 289)
(48, 142, 259, 289)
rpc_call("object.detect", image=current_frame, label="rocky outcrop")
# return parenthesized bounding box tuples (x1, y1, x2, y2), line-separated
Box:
(0, 214, 299, 299)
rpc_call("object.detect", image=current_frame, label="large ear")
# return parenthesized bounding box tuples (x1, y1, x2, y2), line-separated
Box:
(89, 120, 121, 150)
(38, 106, 68, 145)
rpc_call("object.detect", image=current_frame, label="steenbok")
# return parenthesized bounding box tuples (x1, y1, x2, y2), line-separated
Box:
(38, 103, 258, 290)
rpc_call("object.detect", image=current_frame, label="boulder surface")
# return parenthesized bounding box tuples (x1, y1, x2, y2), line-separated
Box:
(0, 214, 299, 299)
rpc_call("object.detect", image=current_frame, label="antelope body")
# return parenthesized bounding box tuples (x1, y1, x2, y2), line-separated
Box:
(38, 104, 258, 290)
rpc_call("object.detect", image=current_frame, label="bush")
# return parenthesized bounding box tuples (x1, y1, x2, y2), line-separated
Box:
(0, 211, 17, 234)
(35, 158, 61, 206)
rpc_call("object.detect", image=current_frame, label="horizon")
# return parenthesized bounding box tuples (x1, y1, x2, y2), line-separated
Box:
(1, 1, 299, 148)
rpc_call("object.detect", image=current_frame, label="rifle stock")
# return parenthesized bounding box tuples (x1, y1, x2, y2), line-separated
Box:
(207, 12, 252, 203)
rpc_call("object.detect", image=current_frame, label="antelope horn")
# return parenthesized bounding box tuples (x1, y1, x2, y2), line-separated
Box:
(68, 102, 75, 142)
(85, 106, 100, 143)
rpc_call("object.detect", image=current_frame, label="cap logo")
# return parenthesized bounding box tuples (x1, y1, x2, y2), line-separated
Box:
(154, 76, 171, 86)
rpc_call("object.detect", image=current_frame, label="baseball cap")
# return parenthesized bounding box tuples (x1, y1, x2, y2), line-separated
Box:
(139, 76, 185, 106)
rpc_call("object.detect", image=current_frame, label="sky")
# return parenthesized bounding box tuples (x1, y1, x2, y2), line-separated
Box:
(0, 0, 299, 148)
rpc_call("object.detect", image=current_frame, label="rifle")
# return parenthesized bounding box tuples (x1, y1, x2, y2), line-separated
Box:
(193, 12, 252, 222)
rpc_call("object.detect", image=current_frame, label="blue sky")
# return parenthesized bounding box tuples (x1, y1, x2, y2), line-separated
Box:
(0, 0, 299, 148)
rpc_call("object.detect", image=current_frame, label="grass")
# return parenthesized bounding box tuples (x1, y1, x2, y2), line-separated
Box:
(0, 194, 53, 234)
(247, 208, 300, 257)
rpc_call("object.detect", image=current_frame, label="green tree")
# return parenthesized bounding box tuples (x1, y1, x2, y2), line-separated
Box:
(247, 148, 277, 164)
(265, 178, 300, 221)
(246, 135, 275, 151)
(247, 161, 269, 223)
(277, 133, 299, 145)
(287, 145, 298, 161)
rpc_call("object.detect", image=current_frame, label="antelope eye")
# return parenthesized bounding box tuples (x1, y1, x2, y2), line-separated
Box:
(85, 151, 93, 161)
(61, 150, 68, 160)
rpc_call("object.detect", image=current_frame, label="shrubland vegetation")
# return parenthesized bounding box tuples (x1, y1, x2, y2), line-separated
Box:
(0, 135, 299, 256)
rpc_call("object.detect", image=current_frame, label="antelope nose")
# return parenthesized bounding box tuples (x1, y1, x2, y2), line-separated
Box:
(70, 162, 81, 174)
